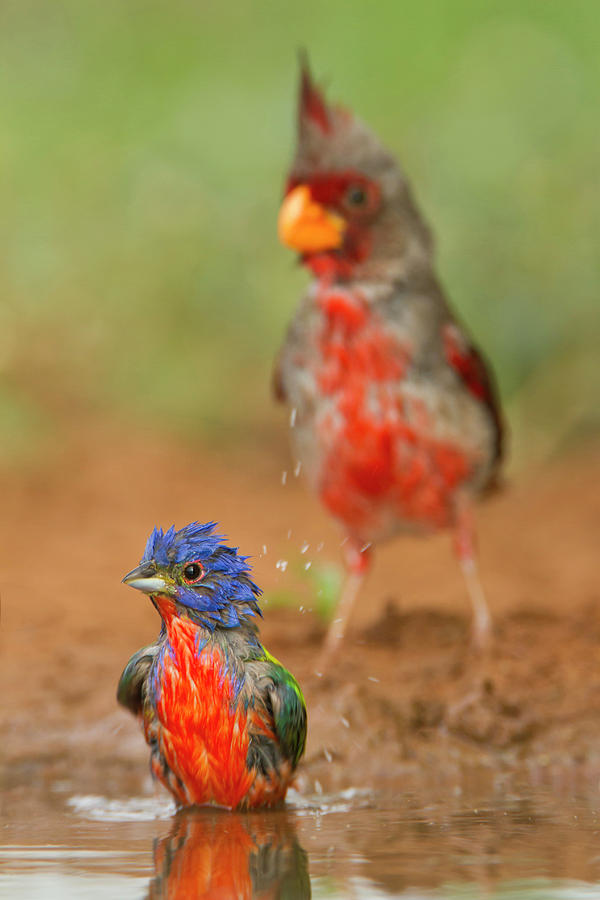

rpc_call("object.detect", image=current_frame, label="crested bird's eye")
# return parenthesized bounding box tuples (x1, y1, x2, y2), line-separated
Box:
(345, 184, 368, 208)
(183, 561, 204, 584)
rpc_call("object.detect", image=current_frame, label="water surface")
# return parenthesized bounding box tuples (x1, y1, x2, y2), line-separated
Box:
(3, 786, 600, 898)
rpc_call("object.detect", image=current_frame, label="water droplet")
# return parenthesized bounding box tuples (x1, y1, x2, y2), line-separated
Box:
(262, 544, 267, 556)
(281, 470, 287, 485)
(294, 460, 302, 477)
(275, 559, 288, 573)
(368, 676, 380, 683)
(315, 779, 323, 794)
(290, 407, 297, 427)
(287, 529, 292, 540)
(300, 542, 310, 554)
(316, 542, 324, 552)
(360, 542, 372, 553)
(324, 748, 332, 763)
(299, 605, 304, 613)
(340, 717, 350, 729)
(304, 561, 312, 571)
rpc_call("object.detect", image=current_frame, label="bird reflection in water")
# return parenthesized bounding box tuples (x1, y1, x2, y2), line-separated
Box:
(148, 807, 311, 899)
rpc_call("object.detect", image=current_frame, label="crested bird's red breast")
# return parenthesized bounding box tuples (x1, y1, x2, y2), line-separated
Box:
(312, 289, 473, 544)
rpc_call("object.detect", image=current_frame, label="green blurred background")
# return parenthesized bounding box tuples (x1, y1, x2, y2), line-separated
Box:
(1, 0, 598, 464)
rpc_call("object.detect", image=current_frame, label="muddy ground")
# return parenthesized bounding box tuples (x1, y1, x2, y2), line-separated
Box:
(2, 420, 600, 816)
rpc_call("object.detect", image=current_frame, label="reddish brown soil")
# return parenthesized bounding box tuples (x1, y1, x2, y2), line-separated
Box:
(2, 420, 600, 812)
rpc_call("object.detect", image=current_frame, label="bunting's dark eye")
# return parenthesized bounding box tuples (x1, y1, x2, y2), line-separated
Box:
(345, 184, 368, 208)
(183, 561, 204, 584)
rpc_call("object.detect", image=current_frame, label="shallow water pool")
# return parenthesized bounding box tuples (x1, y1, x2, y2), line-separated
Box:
(3, 788, 600, 898)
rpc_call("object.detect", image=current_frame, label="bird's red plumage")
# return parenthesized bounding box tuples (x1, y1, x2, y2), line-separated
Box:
(145, 597, 290, 809)
(314, 289, 471, 542)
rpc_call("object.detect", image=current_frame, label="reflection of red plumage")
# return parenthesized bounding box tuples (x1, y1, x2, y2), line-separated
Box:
(148, 809, 310, 899)
(276, 60, 504, 664)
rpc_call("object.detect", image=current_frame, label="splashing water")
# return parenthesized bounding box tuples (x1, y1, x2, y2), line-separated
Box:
(67, 795, 175, 822)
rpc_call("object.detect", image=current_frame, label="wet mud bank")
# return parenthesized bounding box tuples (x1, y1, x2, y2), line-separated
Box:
(2, 425, 599, 811)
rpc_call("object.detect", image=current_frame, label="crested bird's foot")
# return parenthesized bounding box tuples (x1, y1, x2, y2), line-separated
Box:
(454, 497, 493, 655)
(469, 602, 493, 654)
(314, 616, 346, 677)
(462, 556, 493, 655)
(315, 568, 366, 676)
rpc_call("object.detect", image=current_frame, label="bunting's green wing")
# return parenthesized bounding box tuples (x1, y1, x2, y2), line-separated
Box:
(263, 650, 307, 768)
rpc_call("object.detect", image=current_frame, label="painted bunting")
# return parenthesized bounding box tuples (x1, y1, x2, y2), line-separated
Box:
(118, 522, 307, 809)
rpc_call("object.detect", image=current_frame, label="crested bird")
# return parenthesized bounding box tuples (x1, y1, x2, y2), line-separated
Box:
(118, 521, 307, 809)
(275, 59, 504, 667)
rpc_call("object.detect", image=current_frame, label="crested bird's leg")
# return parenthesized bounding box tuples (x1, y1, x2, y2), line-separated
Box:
(316, 538, 371, 675)
(454, 496, 491, 650)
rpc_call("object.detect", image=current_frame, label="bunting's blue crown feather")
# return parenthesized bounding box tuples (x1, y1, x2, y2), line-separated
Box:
(141, 521, 262, 630)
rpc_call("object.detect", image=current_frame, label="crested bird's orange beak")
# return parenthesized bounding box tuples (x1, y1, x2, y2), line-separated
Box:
(278, 184, 346, 253)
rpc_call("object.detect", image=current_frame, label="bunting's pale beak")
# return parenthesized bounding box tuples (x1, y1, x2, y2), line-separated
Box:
(278, 185, 346, 253)
(122, 563, 168, 595)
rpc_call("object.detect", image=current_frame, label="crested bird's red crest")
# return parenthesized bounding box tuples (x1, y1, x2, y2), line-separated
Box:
(298, 53, 332, 134)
